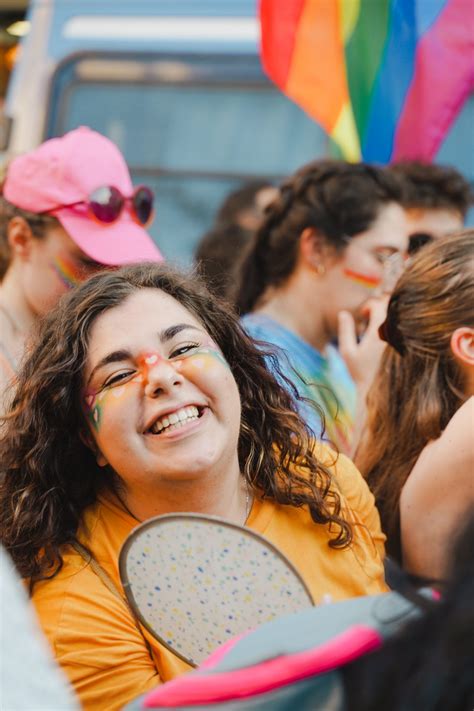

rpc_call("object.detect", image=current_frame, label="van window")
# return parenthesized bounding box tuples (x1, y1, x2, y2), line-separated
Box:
(47, 54, 328, 263)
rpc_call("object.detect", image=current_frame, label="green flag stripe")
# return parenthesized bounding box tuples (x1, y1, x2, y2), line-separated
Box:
(344, 0, 392, 139)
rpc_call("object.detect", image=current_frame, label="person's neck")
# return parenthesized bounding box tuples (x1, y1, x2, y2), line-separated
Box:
(120, 462, 250, 526)
(255, 273, 330, 352)
(0, 268, 37, 336)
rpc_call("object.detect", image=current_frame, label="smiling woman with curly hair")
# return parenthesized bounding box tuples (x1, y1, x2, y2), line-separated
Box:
(0, 263, 386, 711)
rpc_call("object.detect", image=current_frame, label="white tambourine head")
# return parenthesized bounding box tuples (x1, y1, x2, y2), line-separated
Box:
(119, 513, 314, 666)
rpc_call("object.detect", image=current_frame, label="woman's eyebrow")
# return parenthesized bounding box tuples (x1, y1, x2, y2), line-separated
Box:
(159, 324, 203, 342)
(87, 349, 132, 385)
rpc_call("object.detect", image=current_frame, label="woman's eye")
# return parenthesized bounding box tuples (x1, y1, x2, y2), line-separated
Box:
(103, 371, 135, 388)
(170, 343, 200, 359)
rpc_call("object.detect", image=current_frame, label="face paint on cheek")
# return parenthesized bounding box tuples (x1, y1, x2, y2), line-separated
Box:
(83, 377, 144, 433)
(51, 255, 84, 290)
(83, 392, 102, 432)
(194, 338, 230, 369)
(177, 348, 230, 376)
(343, 268, 381, 291)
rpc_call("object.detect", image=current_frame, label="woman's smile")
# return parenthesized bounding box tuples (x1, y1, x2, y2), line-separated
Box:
(146, 404, 202, 434)
(145, 404, 210, 439)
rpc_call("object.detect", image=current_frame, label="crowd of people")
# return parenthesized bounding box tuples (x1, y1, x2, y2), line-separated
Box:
(0, 126, 472, 711)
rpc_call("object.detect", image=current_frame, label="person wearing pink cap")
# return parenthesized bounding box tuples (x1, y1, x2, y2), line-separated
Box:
(0, 126, 162, 408)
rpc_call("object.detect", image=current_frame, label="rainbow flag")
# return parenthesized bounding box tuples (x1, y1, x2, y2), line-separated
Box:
(259, 0, 474, 162)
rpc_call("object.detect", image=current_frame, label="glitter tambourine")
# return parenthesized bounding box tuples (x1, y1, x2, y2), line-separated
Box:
(119, 514, 314, 666)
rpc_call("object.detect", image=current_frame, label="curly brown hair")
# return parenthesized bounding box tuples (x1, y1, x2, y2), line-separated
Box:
(355, 230, 474, 561)
(234, 160, 403, 314)
(0, 262, 354, 583)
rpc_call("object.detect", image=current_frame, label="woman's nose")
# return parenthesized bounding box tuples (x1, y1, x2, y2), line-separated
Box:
(143, 356, 184, 398)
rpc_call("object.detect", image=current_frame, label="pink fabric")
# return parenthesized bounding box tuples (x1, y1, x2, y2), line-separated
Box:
(3, 126, 163, 265)
(199, 632, 251, 670)
(392, 0, 474, 161)
(144, 624, 382, 707)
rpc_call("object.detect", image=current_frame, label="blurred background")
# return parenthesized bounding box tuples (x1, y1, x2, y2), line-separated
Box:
(0, 0, 472, 264)
(0, 0, 27, 103)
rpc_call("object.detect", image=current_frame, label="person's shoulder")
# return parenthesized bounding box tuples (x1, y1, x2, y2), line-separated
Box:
(439, 397, 473, 451)
(400, 399, 474, 579)
(325, 344, 354, 381)
(32, 545, 137, 652)
(314, 443, 364, 498)
(32, 546, 106, 614)
(311, 443, 386, 558)
(402, 398, 474, 503)
(241, 313, 285, 343)
(299, 442, 378, 523)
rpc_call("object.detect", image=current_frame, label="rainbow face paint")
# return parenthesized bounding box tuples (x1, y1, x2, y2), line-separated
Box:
(51, 254, 86, 290)
(84, 375, 144, 432)
(343, 268, 381, 290)
(84, 342, 229, 432)
(173, 347, 229, 373)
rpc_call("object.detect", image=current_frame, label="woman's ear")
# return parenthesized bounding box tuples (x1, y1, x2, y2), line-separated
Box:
(79, 429, 108, 467)
(7, 217, 35, 260)
(450, 327, 474, 367)
(299, 227, 332, 274)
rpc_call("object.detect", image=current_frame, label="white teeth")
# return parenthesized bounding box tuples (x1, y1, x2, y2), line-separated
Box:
(150, 406, 200, 434)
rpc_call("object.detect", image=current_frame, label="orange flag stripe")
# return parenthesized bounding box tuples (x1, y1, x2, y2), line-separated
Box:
(285, 0, 349, 133)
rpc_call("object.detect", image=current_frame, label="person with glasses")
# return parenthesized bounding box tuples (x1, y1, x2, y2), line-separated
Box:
(387, 161, 473, 255)
(0, 126, 162, 410)
(235, 160, 410, 454)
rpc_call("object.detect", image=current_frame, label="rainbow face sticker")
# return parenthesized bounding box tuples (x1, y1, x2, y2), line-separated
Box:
(83, 340, 229, 432)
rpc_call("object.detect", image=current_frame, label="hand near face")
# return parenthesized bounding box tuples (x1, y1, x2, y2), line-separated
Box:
(338, 296, 389, 394)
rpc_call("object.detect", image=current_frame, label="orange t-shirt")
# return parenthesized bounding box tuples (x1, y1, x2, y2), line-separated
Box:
(32, 447, 386, 711)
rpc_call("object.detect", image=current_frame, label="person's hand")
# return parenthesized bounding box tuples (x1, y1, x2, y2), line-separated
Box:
(338, 296, 389, 394)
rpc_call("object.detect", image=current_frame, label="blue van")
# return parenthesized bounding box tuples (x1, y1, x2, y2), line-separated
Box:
(3, 0, 473, 262)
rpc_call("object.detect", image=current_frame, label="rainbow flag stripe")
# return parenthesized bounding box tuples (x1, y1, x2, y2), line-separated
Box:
(259, 0, 474, 162)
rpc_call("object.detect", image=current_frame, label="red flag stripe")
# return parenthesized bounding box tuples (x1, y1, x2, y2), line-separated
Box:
(259, 0, 307, 89)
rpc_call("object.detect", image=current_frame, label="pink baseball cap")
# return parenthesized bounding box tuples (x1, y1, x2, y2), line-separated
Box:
(3, 126, 163, 265)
